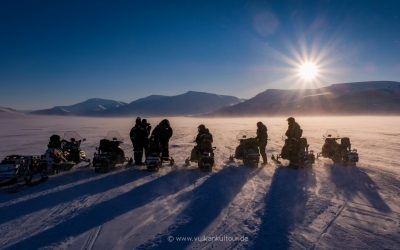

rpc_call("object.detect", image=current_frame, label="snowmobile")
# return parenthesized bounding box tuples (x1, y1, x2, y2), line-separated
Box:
(145, 135, 174, 171)
(44, 132, 89, 173)
(317, 129, 359, 166)
(186, 134, 215, 172)
(230, 133, 260, 167)
(93, 131, 131, 173)
(0, 155, 48, 186)
(271, 136, 315, 168)
(45, 134, 75, 173)
(60, 131, 89, 164)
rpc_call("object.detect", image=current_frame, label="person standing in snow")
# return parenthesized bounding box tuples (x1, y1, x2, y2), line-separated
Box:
(151, 119, 173, 159)
(256, 121, 268, 164)
(141, 118, 151, 156)
(130, 117, 147, 165)
(142, 119, 152, 135)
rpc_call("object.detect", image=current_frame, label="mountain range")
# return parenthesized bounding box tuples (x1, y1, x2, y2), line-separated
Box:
(31, 91, 241, 117)
(31, 98, 127, 116)
(25, 81, 400, 117)
(211, 81, 400, 116)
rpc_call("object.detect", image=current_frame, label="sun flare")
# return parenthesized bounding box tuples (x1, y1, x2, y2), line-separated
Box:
(298, 62, 319, 81)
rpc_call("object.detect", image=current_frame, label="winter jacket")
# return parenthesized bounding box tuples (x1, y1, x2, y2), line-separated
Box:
(152, 124, 173, 144)
(130, 125, 147, 146)
(256, 124, 268, 144)
(285, 122, 302, 140)
(142, 122, 151, 137)
(195, 129, 213, 145)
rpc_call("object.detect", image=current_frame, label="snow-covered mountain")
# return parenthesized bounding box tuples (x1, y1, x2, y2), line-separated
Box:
(31, 98, 127, 116)
(31, 92, 241, 117)
(211, 81, 400, 116)
(106, 91, 241, 116)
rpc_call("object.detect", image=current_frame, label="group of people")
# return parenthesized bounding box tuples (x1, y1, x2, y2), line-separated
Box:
(129, 116, 303, 166)
(246, 117, 302, 165)
(129, 117, 173, 165)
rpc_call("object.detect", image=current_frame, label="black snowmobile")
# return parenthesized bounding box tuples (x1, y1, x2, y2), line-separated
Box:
(230, 133, 260, 167)
(145, 135, 174, 171)
(272, 136, 315, 167)
(93, 131, 131, 173)
(0, 155, 48, 186)
(317, 129, 359, 166)
(186, 134, 215, 172)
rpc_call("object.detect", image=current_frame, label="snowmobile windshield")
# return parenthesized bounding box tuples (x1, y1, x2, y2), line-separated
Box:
(63, 131, 83, 141)
(236, 130, 255, 140)
(323, 129, 340, 139)
(105, 130, 124, 142)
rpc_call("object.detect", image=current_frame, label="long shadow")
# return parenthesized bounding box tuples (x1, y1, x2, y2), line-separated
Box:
(0, 168, 153, 224)
(136, 166, 260, 250)
(0, 168, 97, 202)
(327, 164, 391, 213)
(251, 167, 316, 250)
(5, 169, 204, 249)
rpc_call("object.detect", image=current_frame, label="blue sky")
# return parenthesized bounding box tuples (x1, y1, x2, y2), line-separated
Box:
(1, 0, 399, 109)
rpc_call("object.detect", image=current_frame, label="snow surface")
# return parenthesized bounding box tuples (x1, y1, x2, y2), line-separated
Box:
(0, 116, 399, 250)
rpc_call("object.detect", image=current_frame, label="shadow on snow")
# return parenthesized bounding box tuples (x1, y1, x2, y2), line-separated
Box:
(327, 164, 391, 213)
(136, 165, 261, 250)
(251, 166, 316, 250)
(4, 169, 204, 249)
(0, 168, 152, 224)
(0, 167, 101, 202)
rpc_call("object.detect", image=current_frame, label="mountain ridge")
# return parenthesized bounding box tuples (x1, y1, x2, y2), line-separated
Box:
(210, 81, 400, 116)
(31, 98, 128, 116)
(31, 92, 241, 117)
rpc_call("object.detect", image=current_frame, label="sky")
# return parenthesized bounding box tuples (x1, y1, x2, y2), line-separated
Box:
(1, 0, 399, 109)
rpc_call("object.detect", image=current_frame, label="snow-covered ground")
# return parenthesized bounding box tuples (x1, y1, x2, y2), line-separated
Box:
(0, 116, 399, 250)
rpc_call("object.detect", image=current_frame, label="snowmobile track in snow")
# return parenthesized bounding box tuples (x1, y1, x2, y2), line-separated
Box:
(310, 203, 347, 250)
(82, 225, 102, 250)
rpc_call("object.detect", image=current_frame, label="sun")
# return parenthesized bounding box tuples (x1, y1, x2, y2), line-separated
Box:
(298, 62, 319, 81)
